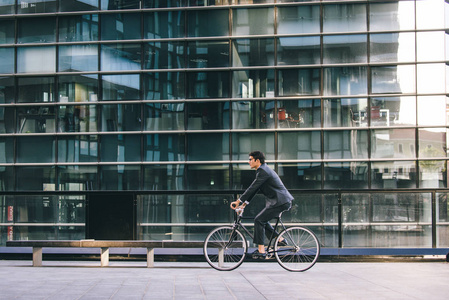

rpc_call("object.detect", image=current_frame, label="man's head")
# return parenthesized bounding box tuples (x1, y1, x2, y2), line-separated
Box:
(249, 151, 265, 169)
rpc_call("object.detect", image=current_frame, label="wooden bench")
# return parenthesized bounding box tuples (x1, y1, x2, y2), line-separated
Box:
(6, 240, 204, 267)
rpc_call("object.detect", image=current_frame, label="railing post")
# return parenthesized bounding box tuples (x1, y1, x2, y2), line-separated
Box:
(338, 192, 343, 249)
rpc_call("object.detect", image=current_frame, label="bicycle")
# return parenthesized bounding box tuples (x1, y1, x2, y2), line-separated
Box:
(203, 206, 320, 272)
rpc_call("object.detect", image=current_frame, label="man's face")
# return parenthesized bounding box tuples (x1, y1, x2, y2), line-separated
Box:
(248, 156, 260, 169)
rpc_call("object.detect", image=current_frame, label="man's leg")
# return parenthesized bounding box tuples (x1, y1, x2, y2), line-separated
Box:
(254, 204, 288, 253)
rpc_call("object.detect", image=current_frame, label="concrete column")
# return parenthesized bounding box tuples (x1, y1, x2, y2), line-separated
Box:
(101, 247, 109, 267)
(147, 248, 154, 268)
(33, 247, 43, 267)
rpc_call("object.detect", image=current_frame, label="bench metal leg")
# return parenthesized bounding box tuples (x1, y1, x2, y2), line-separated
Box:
(147, 248, 154, 268)
(101, 247, 109, 267)
(33, 247, 43, 267)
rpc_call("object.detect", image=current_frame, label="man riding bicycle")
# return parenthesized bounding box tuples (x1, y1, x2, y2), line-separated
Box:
(230, 150, 293, 259)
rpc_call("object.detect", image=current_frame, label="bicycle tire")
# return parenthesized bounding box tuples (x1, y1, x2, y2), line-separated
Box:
(274, 226, 320, 272)
(203, 226, 247, 271)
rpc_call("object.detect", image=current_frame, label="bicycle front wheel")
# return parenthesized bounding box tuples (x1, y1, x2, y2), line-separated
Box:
(275, 226, 320, 272)
(203, 226, 247, 271)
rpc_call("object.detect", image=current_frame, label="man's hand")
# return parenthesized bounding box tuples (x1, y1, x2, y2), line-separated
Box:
(230, 199, 242, 210)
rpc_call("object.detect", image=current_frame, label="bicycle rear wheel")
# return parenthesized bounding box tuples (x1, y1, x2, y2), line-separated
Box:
(275, 226, 320, 272)
(203, 226, 247, 271)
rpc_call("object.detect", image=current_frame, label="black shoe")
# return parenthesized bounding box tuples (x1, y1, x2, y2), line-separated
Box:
(252, 250, 267, 260)
(278, 239, 288, 246)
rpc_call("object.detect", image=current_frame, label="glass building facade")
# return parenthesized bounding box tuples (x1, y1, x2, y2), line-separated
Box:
(0, 0, 449, 252)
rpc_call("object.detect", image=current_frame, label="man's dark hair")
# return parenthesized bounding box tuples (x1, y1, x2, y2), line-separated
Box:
(250, 151, 265, 164)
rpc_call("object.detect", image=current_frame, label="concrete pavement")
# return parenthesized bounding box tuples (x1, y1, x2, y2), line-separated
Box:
(0, 260, 448, 299)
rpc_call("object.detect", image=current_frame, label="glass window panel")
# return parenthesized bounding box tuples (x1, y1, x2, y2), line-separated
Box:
(143, 164, 185, 190)
(15, 167, 55, 191)
(18, 0, 57, 13)
(58, 75, 99, 103)
(188, 9, 228, 37)
(370, 33, 415, 63)
(231, 132, 274, 161)
(278, 68, 320, 96)
(370, 97, 416, 127)
(57, 196, 86, 225)
(100, 165, 140, 190)
(323, 4, 367, 33)
(232, 39, 274, 67)
(145, 0, 185, 8)
(144, 72, 185, 100)
(371, 129, 415, 159)
(145, 11, 185, 39)
(371, 65, 415, 94)
(324, 67, 367, 96)
(59, 14, 99, 42)
(278, 163, 322, 190)
(416, 0, 445, 30)
(232, 100, 273, 130)
(417, 31, 445, 62)
(102, 104, 141, 132)
(324, 162, 368, 189)
(145, 102, 185, 131)
(144, 133, 185, 161)
(189, 40, 229, 68)
(419, 160, 446, 188)
(277, 36, 320, 66)
(0, 0, 14, 14)
(0, 167, 13, 191)
(279, 131, 321, 160)
(323, 98, 368, 128)
(417, 63, 446, 94)
(60, 0, 99, 11)
(17, 46, 56, 73)
(436, 192, 449, 247)
(277, 5, 320, 34)
(186, 164, 229, 190)
(187, 71, 230, 99)
(369, 2, 415, 31)
(101, 0, 140, 10)
(58, 135, 98, 163)
(18, 77, 55, 103)
(233, 8, 274, 36)
(324, 130, 368, 159)
(0, 77, 14, 104)
(14, 195, 57, 223)
(146, 41, 185, 69)
(419, 128, 446, 159)
(17, 106, 56, 133)
(232, 70, 274, 98)
(18, 17, 56, 43)
(285, 193, 325, 224)
(0, 19, 14, 44)
(188, 101, 228, 130)
(102, 74, 140, 101)
(417, 96, 447, 126)
(59, 45, 98, 72)
(232, 163, 257, 190)
(0, 137, 13, 163)
(17, 136, 55, 163)
(101, 13, 140, 40)
(100, 134, 141, 162)
(0, 48, 13, 74)
(101, 44, 141, 71)
(187, 133, 229, 161)
(323, 34, 367, 64)
(278, 99, 320, 128)
(371, 161, 416, 189)
(0, 106, 14, 133)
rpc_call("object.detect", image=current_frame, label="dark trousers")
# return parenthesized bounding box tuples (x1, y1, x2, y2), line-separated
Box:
(253, 202, 291, 245)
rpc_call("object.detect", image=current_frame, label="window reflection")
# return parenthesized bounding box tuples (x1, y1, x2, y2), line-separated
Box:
(324, 130, 368, 159)
(232, 101, 273, 129)
(101, 44, 141, 71)
(146, 41, 185, 69)
(102, 104, 141, 131)
(277, 5, 320, 34)
(323, 4, 366, 33)
(58, 104, 97, 133)
(144, 133, 185, 161)
(371, 97, 416, 127)
(145, 11, 185, 39)
(18, 17, 56, 44)
(323, 35, 367, 64)
(0, 0, 14, 14)
(233, 70, 274, 98)
(0, 19, 15, 44)
(17, 136, 55, 163)
(187, 133, 229, 161)
(324, 162, 368, 189)
(59, 45, 98, 72)
(143, 165, 185, 190)
(419, 129, 446, 159)
(0, 77, 14, 104)
(59, 15, 98, 42)
(101, 0, 140, 10)
(371, 129, 415, 159)
(146, 103, 185, 131)
(60, 0, 99, 11)
(417, 96, 447, 126)
(419, 160, 446, 188)
(233, 8, 274, 36)
(324, 67, 367, 96)
(189, 40, 229, 68)
(188, 10, 228, 37)
(16, 167, 55, 191)
(17, 106, 55, 133)
(58, 135, 98, 163)
(369, 1, 415, 31)
(0, 137, 13, 163)
(186, 164, 229, 190)
(278, 163, 321, 190)
(370, 33, 415, 63)
(102, 74, 140, 100)
(100, 134, 140, 162)
(278, 68, 320, 96)
(188, 102, 228, 130)
(18, 77, 55, 102)
(324, 98, 368, 128)
(101, 13, 140, 40)
(100, 165, 140, 190)
(0, 106, 14, 133)
(0, 48, 14, 74)
(59, 75, 99, 103)
(277, 36, 320, 66)
(232, 39, 274, 67)
(187, 71, 230, 99)
(417, 63, 446, 94)
(371, 65, 415, 94)
(144, 72, 185, 100)
(145, 0, 185, 8)
(278, 99, 320, 128)
(371, 161, 416, 189)
(18, 0, 57, 14)
(278, 131, 321, 160)
(232, 132, 274, 161)
(17, 46, 56, 73)
(417, 31, 446, 61)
